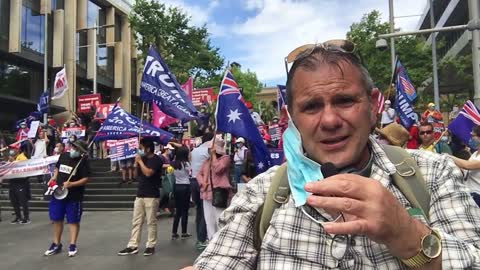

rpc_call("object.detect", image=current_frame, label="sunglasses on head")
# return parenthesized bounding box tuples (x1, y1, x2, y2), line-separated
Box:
(284, 39, 356, 75)
(419, 130, 433, 135)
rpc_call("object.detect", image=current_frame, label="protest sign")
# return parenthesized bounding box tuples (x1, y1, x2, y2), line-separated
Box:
(268, 124, 281, 141)
(61, 127, 86, 139)
(192, 88, 215, 107)
(77, 94, 101, 113)
(95, 104, 115, 120)
(28, 121, 40, 138)
(0, 155, 59, 180)
(107, 138, 139, 161)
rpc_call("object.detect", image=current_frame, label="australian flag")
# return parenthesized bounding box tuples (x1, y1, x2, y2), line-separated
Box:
(277, 85, 287, 112)
(394, 59, 417, 129)
(37, 92, 49, 114)
(448, 100, 480, 145)
(94, 104, 173, 145)
(140, 47, 198, 122)
(216, 70, 272, 174)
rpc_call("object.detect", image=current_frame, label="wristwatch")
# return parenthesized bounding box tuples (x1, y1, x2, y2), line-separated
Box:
(401, 229, 442, 268)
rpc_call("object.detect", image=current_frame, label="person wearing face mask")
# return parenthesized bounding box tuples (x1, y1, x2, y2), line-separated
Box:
(233, 137, 248, 184)
(450, 126, 480, 207)
(449, 105, 460, 121)
(380, 100, 395, 128)
(186, 40, 480, 270)
(44, 140, 89, 257)
(7, 146, 31, 225)
(53, 142, 65, 155)
(118, 139, 163, 257)
(15, 122, 29, 142)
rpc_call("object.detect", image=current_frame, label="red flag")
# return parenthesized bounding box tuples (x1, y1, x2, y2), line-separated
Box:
(181, 77, 193, 100)
(377, 91, 385, 114)
(152, 102, 177, 128)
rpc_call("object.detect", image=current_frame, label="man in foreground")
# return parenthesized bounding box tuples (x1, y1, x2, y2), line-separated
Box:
(186, 41, 480, 269)
(45, 140, 90, 257)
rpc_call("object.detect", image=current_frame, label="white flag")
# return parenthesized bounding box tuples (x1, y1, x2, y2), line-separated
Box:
(52, 67, 68, 100)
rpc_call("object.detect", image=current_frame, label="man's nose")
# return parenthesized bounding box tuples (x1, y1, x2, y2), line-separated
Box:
(319, 105, 342, 130)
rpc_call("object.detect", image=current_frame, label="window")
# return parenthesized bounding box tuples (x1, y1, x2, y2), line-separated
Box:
(0, 60, 42, 100)
(0, 0, 10, 42)
(21, 0, 45, 54)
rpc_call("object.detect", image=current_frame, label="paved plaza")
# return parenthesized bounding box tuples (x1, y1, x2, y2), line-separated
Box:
(0, 211, 201, 270)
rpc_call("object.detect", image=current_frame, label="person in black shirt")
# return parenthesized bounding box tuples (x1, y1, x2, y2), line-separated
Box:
(44, 140, 90, 258)
(118, 138, 163, 257)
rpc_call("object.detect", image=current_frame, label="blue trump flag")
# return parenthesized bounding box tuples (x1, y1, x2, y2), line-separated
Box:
(37, 92, 49, 114)
(394, 60, 417, 129)
(448, 100, 480, 145)
(216, 70, 272, 174)
(140, 47, 197, 122)
(395, 59, 417, 102)
(94, 105, 173, 145)
(277, 85, 287, 111)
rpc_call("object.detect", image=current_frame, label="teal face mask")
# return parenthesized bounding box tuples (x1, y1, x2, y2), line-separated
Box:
(138, 149, 145, 157)
(283, 117, 324, 207)
(69, 150, 80, 159)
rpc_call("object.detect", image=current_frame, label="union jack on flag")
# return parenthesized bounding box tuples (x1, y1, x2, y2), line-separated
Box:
(448, 100, 480, 144)
(219, 70, 241, 97)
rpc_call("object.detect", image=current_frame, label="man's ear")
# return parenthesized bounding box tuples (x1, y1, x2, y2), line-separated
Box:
(370, 88, 380, 126)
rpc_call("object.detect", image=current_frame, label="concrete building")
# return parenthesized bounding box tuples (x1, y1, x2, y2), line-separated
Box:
(256, 87, 277, 105)
(0, 0, 137, 129)
(416, 0, 473, 95)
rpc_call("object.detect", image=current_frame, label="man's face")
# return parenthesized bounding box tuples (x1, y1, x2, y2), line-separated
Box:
(56, 143, 64, 152)
(289, 63, 378, 168)
(428, 105, 435, 111)
(38, 131, 45, 139)
(419, 125, 434, 145)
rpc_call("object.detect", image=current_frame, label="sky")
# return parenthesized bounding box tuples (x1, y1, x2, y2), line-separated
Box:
(157, 0, 429, 87)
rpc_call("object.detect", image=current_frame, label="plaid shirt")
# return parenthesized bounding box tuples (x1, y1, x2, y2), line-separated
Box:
(194, 138, 480, 269)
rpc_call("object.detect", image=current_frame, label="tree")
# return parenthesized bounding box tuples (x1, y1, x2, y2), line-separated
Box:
(129, 0, 224, 83)
(346, 10, 432, 92)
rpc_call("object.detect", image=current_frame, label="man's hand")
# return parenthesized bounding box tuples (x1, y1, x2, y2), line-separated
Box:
(63, 181, 72, 189)
(47, 178, 56, 186)
(134, 154, 142, 165)
(304, 174, 430, 259)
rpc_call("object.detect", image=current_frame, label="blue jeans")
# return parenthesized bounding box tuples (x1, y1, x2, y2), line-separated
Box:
(234, 164, 243, 184)
(190, 178, 207, 242)
(471, 192, 480, 207)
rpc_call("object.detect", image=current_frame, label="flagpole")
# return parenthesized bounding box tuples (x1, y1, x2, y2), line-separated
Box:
(138, 101, 145, 142)
(386, 56, 398, 102)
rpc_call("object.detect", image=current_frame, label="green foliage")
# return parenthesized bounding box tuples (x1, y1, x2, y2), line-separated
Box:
(346, 10, 432, 91)
(129, 0, 224, 83)
(230, 66, 263, 103)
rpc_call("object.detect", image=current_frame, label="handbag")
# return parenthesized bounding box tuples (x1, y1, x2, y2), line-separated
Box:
(209, 163, 229, 208)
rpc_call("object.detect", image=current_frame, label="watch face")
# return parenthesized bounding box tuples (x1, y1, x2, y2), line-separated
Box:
(422, 234, 441, 258)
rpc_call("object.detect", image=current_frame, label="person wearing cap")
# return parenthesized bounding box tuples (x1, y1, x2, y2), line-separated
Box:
(375, 123, 409, 147)
(15, 121, 29, 142)
(380, 100, 395, 127)
(44, 140, 90, 257)
(246, 102, 264, 126)
(197, 136, 232, 240)
(421, 102, 443, 123)
(233, 137, 248, 184)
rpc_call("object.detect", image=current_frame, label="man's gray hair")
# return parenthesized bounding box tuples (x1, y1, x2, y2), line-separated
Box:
(285, 47, 375, 110)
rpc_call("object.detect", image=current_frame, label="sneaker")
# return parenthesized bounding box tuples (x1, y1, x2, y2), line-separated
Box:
(171, 234, 179, 240)
(143, 247, 155, 256)
(117, 247, 138, 256)
(20, 219, 31, 224)
(44, 243, 62, 256)
(68, 244, 78, 257)
(181, 233, 192, 239)
(10, 218, 20, 224)
(195, 241, 208, 251)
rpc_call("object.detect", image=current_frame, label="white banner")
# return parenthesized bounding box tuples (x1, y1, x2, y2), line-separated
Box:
(61, 127, 86, 139)
(28, 121, 40, 138)
(52, 67, 68, 100)
(0, 155, 59, 181)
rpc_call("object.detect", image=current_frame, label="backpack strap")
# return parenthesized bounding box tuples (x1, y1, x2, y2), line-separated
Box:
(253, 163, 289, 251)
(382, 145, 431, 222)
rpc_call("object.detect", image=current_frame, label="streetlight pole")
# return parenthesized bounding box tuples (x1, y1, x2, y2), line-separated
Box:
(43, 12, 48, 124)
(388, 0, 396, 74)
(93, 21, 97, 94)
(469, 0, 480, 106)
(429, 0, 440, 110)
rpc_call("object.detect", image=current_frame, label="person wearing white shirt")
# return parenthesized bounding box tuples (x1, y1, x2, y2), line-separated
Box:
(32, 130, 48, 159)
(190, 132, 214, 250)
(380, 100, 395, 127)
(233, 137, 248, 184)
(450, 126, 480, 207)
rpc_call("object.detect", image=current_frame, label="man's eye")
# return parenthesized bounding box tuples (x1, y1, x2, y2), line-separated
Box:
(301, 101, 322, 113)
(335, 97, 355, 107)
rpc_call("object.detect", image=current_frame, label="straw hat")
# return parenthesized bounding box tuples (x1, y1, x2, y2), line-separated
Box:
(375, 123, 409, 147)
